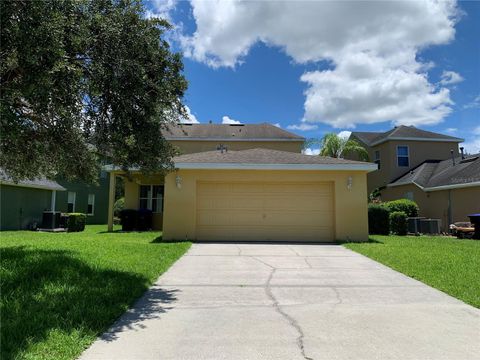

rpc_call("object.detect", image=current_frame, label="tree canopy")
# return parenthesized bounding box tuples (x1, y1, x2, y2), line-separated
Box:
(1, 0, 187, 182)
(307, 133, 369, 161)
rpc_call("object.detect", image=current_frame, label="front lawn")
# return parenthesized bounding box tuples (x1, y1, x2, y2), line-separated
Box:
(0, 225, 191, 360)
(345, 235, 480, 308)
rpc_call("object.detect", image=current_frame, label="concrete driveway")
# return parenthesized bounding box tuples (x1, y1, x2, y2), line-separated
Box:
(80, 243, 480, 360)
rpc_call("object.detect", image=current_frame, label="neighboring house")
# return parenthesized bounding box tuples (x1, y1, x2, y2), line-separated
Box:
(385, 154, 480, 230)
(0, 170, 110, 230)
(108, 123, 376, 242)
(348, 125, 464, 193)
(0, 172, 65, 230)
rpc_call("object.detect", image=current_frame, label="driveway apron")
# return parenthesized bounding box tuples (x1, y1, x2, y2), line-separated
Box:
(79, 243, 480, 360)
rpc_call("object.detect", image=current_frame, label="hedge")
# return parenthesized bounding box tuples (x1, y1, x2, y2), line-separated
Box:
(384, 199, 419, 217)
(65, 213, 86, 232)
(368, 204, 390, 235)
(389, 211, 408, 235)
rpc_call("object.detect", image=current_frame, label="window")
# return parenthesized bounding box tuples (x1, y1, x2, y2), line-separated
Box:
(87, 194, 95, 215)
(67, 192, 76, 212)
(139, 185, 164, 213)
(397, 146, 409, 167)
(374, 150, 381, 169)
(404, 192, 414, 201)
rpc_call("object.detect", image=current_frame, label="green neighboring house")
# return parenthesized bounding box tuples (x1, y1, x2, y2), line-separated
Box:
(0, 170, 109, 230)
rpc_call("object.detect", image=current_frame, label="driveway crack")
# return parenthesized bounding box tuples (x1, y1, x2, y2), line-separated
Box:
(264, 268, 313, 360)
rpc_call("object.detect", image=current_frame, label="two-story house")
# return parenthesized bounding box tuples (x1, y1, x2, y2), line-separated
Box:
(107, 123, 377, 242)
(348, 125, 479, 229)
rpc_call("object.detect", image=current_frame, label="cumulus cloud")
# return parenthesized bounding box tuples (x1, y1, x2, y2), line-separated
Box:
(440, 70, 464, 85)
(303, 148, 321, 156)
(272, 123, 281, 128)
(464, 94, 480, 109)
(180, 105, 199, 123)
(445, 127, 458, 133)
(337, 131, 352, 139)
(222, 115, 242, 124)
(144, 0, 177, 20)
(182, 0, 459, 128)
(287, 123, 318, 131)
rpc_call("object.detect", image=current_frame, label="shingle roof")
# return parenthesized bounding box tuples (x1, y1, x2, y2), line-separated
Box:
(0, 170, 66, 191)
(163, 123, 305, 141)
(389, 155, 480, 189)
(174, 148, 376, 171)
(351, 125, 463, 146)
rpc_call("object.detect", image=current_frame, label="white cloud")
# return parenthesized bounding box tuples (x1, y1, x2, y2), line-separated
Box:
(464, 95, 480, 109)
(182, 0, 459, 128)
(440, 70, 464, 85)
(286, 123, 318, 131)
(461, 139, 480, 154)
(303, 148, 320, 156)
(180, 105, 199, 123)
(473, 126, 480, 136)
(445, 127, 458, 133)
(222, 115, 242, 124)
(272, 123, 281, 128)
(144, 0, 177, 20)
(337, 131, 352, 139)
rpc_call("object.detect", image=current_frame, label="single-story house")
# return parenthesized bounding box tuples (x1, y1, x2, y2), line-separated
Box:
(107, 147, 377, 242)
(384, 153, 480, 230)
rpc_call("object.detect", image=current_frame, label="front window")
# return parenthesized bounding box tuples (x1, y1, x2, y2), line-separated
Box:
(397, 146, 409, 167)
(139, 185, 164, 213)
(67, 192, 76, 212)
(374, 150, 381, 169)
(404, 192, 414, 201)
(87, 194, 95, 215)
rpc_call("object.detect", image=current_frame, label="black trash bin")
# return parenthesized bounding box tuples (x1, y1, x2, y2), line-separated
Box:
(137, 209, 153, 231)
(468, 214, 480, 240)
(120, 209, 138, 231)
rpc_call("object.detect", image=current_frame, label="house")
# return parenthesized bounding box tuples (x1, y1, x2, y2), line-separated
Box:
(107, 123, 376, 242)
(0, 170, 110, 230)
(385, 154, 480, 230)
(347, 125, 479, 229)
(349, 125, 464, 194)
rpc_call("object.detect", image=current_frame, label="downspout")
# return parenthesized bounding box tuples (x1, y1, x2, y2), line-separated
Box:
(447, 189, 452, 229)
(51, 190, 56, 212)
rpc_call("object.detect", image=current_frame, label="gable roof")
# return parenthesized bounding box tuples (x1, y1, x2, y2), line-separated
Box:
(351, 125, 463, 146)
(0, 170, 66, 191)
(388, 155, 480, 191)
(162, 123, 305, 142)
(173, 148, 377, 171)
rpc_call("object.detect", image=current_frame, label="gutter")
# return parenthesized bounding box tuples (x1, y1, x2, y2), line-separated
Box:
(369, 136, 464, 147)
(164, 137, 305, 142)
(387, 180, 480, 192)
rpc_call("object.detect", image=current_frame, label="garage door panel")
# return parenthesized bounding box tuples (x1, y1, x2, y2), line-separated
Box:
(196, 181, 334, 242)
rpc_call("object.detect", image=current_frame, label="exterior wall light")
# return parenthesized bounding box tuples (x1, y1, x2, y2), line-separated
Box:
(347, 176, 353, 190)
(175, 175, 182, 189)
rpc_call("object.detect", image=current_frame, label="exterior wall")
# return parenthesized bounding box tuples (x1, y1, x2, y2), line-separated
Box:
(382, 184, 480, 231)
(169, 140, 304, 155)
(55, 172, 110, 224)
(162, 169, 369, 242)
(123, 173, 165, 229)
(0, 185, 53, 230)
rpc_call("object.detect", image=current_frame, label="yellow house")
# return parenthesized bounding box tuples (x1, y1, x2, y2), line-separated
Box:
(107, 123, 376, 242)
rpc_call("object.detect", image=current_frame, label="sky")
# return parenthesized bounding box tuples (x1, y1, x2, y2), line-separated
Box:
(144, 0, 480, 154)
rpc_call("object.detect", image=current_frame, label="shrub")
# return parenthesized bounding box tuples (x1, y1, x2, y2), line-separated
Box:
(368, 204, 390, 235)
(385, 199, 419, 217)
(389, 211, 408, 235)
(113, 197, 125, 217)
(65, 213, 86, 232)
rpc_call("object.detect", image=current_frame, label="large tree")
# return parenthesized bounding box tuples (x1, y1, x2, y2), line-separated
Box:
(0, 0, 187, 182)
(306, 133, 369, 161)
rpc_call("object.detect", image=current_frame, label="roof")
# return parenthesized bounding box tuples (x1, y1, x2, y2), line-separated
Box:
(162, 123, 305, 142)
(388, 154, 480, 191)
(0, 170, 66, 191)
(351, 125, 463, 146)
(173, 148, 377, 171)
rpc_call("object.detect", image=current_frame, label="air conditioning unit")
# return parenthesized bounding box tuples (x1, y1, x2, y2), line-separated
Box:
(42, 211, 62, 229)
(407, 217, 426, 234)
(419, 219, 442, 234)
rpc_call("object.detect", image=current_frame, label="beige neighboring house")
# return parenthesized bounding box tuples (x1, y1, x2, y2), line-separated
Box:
(106, 123, 376, 242)
(348, 125, 479, 229)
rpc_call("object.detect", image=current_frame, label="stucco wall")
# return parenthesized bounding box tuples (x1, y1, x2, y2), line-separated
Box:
(382, 184, 480, 230)
(162, 169, 369, 242)
(169, 140, 304, 155)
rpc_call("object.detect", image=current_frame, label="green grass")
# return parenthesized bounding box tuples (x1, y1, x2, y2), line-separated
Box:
(344, 235, 480, 308)
(0, 225, 191, 360)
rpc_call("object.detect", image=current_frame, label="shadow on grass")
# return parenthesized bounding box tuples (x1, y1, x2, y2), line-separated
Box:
(0, 246, 178, 359)
(338, 237, 384, 245)
(150, 236, 190, 244)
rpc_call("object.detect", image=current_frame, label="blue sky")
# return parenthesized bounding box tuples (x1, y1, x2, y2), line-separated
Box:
(145, 0, 479, 153)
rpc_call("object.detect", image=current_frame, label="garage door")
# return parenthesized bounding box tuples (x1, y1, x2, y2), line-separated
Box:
(196, 181, 334, 241)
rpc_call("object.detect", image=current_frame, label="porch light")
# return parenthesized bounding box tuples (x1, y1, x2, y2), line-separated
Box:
(347, 176, 353, 190)
(175, 175, 182, 189)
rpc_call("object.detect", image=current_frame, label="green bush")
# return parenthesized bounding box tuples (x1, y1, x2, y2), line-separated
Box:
(113, 197, 125, 217)
(65, 213, 86, 232)
(368, 204, 390, 235)
(385, 199, 419, 217)
(390, 211, 408, 235)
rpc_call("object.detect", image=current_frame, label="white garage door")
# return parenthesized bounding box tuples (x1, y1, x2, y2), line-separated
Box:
(196, 181, 334, 241)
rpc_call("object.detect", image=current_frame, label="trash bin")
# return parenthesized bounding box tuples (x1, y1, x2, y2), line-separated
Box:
(467, 214, 480, 239)
(120, 209, 138, 231)
(137, 209, 153, 231)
